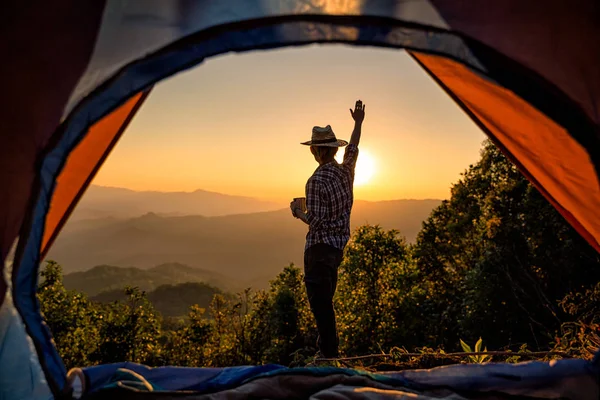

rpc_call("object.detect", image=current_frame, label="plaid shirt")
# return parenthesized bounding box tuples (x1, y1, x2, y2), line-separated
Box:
(305, 144, 359, 250)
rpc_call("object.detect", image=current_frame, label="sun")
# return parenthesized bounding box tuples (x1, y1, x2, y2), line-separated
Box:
(336, 148, 376, 186)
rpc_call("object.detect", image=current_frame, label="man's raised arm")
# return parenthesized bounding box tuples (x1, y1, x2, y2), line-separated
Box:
(349, 100, 365, 146)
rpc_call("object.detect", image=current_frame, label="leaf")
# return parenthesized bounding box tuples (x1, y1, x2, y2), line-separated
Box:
(460, 339, 472, 353)
(475, 337, 483, 353)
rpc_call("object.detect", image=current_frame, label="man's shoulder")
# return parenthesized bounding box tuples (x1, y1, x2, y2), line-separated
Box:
(312, 163, 335, 175)
(308, 169, 328, 185)
(317, 163, 345, 179)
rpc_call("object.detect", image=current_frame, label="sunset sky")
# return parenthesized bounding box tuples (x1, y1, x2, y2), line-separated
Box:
(92, 45, 486, 203)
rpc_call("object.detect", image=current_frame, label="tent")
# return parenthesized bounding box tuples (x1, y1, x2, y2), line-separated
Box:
(1, 0, 599, 398)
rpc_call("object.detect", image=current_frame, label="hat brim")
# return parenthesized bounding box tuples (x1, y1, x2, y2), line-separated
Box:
(300, 139, 348, 147)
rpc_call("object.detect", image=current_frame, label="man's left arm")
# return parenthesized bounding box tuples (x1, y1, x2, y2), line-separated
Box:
(294, 208, 309, 225)
(292, 179, 324, 226)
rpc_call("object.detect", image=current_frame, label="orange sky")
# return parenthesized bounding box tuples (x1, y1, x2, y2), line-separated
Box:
(92, 45, 485, 203)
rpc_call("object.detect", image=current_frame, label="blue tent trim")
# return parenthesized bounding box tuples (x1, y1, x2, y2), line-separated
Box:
(80, 359, 600, 397)
(82, 363, 284, 393)
(82, 363, 421, 394)
(14, 18, 486, 395)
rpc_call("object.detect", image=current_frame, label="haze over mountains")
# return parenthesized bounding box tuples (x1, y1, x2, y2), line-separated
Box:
(69, 185, 282, 220)
(62, 263, 226, 317)
(48, 185, 440, 289)
(63, 262, 228, 296)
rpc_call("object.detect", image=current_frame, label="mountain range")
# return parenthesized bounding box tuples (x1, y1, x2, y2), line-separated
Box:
(69, 185, 281, 220)
(61, 264, 226, 318)
(62, 262, 229, 296)
(47, 186, 440, 289)
(92, 281, 226, 319)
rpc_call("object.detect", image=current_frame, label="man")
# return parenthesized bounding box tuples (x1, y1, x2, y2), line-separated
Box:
(290, 100, 365, 358)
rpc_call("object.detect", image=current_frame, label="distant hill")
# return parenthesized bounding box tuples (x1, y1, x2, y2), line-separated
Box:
(63, 262, 232, 296)
(91, 281, 225, 318)
(49, 199, 440, 289)
(69, 185, 282, 221)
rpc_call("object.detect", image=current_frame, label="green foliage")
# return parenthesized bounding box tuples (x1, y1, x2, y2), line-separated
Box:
(413, 140, 600, 350)
(39, 261, 102, 369)
(242, 266, 316, 365)
(552, 282, 600, 360)
(459, 338, 491, 363)
(37, 140, 600, 370)
(92, 281, 226, 318)
(63, 263, 226, 297)
(158, 305, 212, 366)
(91, 286, 161, 365)
(336, 225, 418, 354)
(503, 344, 532, 364)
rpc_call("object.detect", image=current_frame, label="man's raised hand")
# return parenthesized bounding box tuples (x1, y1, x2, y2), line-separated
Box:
(349, 100, 366, 123)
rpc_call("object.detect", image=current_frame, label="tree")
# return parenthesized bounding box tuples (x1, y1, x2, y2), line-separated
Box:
(158, 305, 212, 366)
(244, 265, 316, 365)
(553, 282, 600, 360)
(336, 225, 413, 354)
(413, 140, 600, 350)
(90, 286, 161, 365)
(38, 261, 101, 369)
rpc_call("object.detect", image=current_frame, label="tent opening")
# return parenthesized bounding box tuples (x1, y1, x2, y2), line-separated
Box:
(3, 2, 599, 399)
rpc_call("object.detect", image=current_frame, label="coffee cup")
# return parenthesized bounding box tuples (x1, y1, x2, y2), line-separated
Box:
(293, 197, 307, 213)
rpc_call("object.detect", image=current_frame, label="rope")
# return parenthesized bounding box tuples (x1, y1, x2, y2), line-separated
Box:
(315, 350, 571, 362)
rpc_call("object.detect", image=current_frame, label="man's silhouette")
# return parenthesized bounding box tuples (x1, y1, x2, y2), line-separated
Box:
(291, 100, 365, 358)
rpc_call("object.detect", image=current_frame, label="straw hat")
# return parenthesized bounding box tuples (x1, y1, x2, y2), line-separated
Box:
(300, 125, 348, 147)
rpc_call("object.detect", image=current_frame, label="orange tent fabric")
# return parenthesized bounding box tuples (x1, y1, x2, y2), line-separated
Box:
(411, 52, 600, 252)
(40, 92, 149, 258)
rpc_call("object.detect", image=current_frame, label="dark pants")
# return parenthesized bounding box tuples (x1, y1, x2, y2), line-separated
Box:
(303, 243, 344, 358)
